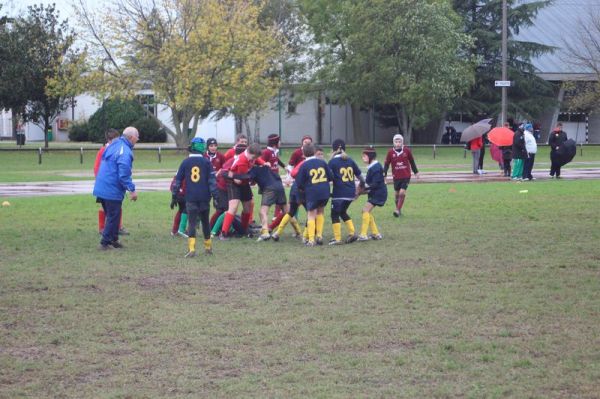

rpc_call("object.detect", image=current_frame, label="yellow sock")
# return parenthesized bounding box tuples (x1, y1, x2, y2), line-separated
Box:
(204, 238, 212, 250)
(344, 219, 355, 235)
(188, 237, 196, 252)
(369, 214, 380, 235)
(360, 212, 370, 237)
(332, 222, 342, 241)
(316, 214, 325, 238)
(290, 218, 302, 235)
(277, 214, 291, 235)
(303, 226, 309, 240)
(260, 228, 269, 236)
(307, 220, 316, 242)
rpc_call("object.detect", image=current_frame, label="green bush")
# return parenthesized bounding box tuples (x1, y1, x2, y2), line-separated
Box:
(87, 99, 146, 142)
(68, 121, 90, 142)
(133, 117, 166, 143)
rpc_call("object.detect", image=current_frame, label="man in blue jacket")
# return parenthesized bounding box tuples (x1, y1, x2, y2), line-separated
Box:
(93, 127, 139, 250)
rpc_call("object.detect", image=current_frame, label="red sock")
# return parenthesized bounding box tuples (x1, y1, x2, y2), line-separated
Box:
(248, 201, 255, 224)
(397, 194, 406, 210)
(274, 205, 283, 219)
(172, 211, 181, 234)
(210, 210, 222, 228)
(222, 212, 235, 235)
(241, 212, 252, 232)
(269, 213, 285, 230)
(98, 209, 105, 232)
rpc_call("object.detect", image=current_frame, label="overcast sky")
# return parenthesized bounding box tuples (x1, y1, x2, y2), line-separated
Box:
(3, 0, 86, 18)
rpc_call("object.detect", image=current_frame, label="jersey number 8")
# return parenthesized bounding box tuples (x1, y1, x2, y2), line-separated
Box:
(190, 166, 201, 183)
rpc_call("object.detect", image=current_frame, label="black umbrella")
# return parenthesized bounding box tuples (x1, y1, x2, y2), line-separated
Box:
(551, 139, 577, 167)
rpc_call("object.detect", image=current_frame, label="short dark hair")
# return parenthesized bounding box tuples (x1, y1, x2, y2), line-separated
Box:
(105, 128, 120, 143)
(236, 134, 248, 143)
(302, 143, 315, 157)
(248, 143, 262, 156)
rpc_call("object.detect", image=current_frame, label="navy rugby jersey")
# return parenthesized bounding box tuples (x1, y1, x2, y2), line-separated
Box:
(236, 165, 284, 192)
(295, 157, 333, 202)
(365, 161, 387, 204)
(328, 155, 362, 200)
(173, 154, 215, 202)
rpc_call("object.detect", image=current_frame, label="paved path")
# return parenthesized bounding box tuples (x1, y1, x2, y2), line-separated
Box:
(2, 168, 600, 198)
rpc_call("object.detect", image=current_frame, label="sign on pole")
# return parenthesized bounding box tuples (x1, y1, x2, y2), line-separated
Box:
(495, 80, 511, 87)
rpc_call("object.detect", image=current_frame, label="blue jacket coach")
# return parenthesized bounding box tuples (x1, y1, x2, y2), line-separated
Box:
(93, 127, 139, 249)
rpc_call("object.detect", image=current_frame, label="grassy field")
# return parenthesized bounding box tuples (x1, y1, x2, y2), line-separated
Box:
(1, 180, 599, 398)
(1, 144, 600, 183)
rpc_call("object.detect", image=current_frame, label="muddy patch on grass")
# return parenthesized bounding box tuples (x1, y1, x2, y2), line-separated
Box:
(137, 273, 198, 289)
(200, 268, 290, 300)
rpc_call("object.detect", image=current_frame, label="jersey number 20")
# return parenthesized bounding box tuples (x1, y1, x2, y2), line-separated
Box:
(340, 166, 354, 182)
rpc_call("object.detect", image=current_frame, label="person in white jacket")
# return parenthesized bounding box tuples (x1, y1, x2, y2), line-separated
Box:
(523, 123, 538, 180)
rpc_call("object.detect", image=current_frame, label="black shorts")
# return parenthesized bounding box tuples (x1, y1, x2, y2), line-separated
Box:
(306, 198, 329, 211)
(186, 200, 210, 214)
(227, 183, 253, 202)
(331, 199, 352, 214)
(213, 189, 228, 211)
(261, 188, 287, 207)
(393, 178, 411, 191)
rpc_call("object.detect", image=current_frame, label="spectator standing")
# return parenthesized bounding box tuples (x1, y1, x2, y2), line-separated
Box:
(523, 124, 538, 180)
(548, 122, 568, 178)
(94, 129, 122, 235)
(469, 136, 483, 174)
(93, 127, 139, 250)
(511, 126, 527, 180)
(478, 134, 487, 174)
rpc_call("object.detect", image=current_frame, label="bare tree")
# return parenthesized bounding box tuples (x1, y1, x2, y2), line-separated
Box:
(562, 8, 600, 111)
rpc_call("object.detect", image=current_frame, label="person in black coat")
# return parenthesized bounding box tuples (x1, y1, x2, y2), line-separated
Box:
(548, 122, 568, 178)
(511, 126, 527, 180)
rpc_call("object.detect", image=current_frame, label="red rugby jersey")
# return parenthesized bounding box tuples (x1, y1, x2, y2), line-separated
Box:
(384, 147, 418, 180)
(204, 150, 226, 172)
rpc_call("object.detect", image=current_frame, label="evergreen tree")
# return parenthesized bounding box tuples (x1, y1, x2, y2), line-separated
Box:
(451, 0, 557, 122)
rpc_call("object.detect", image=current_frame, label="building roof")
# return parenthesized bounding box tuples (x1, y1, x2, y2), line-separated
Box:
(516, 0, 599, 80)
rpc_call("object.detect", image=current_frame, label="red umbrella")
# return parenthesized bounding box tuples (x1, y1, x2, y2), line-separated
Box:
(488, 127, 514, 146)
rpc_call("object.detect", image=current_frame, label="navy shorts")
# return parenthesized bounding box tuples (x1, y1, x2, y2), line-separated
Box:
(213, 189, 228, 211)
(393, 178, 410, 191)
(306, 198, 329, 211)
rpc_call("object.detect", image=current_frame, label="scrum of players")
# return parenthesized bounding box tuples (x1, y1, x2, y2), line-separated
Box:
(171, 133, 418, 257)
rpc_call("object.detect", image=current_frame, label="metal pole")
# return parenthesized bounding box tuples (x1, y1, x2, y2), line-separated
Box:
(80, 147, 84, 164)
(158, 146, 162, 163)
(38, 148, 42, 164)
(500, 0, 508, 125)
(433, 144, 436, 159)
(278, 88, 282, 142)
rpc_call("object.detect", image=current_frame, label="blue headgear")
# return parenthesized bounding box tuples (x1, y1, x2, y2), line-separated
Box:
(189, 137, 206, 153)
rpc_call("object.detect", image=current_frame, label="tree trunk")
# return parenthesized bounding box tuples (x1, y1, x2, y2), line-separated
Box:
(394, 104, 414, 144)
(435, 113, 447, 144)
(244, 117, 253, 142)
(253, 112, 261, 144)
(316, 93, 324, 144)
(235, 115, 243, 137)
(11, 109, 18, 139)
(350, 103, 365, 144)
